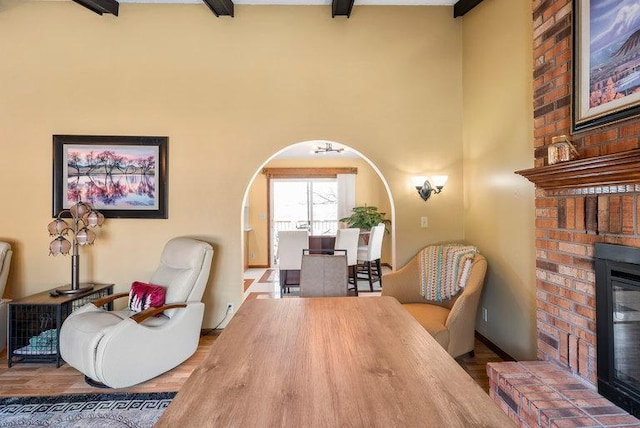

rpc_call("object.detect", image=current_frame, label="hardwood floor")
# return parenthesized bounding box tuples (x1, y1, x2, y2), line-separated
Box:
(0, 331, 503, 397)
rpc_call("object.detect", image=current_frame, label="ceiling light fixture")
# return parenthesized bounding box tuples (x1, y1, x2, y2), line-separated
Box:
(313, 142, 344, 154)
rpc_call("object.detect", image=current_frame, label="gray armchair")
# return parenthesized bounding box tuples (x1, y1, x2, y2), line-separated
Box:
(0, 242, 12, 353)
(60, 238, 213, 388)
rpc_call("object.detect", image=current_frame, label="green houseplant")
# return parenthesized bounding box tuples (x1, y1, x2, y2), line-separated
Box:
(339, 205, 390, 232)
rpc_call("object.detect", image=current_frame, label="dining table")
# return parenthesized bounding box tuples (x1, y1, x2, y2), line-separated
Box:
(155, 296, 514, 427)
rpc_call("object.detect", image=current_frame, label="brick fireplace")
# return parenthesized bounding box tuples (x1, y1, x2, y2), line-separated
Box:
(530, 0, 640, 388)
(485, 2, 640, 424)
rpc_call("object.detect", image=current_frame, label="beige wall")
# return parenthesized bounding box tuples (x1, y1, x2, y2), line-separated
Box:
(0, 1, 464, 327)
(461, 0, 537, 359)
(246, 155, 392, 267)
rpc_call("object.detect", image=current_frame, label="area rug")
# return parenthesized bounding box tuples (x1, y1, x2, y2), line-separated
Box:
(0, 391, 175, 427)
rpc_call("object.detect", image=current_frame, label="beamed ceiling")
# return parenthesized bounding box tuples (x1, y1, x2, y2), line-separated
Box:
(66, 0, 482, 18)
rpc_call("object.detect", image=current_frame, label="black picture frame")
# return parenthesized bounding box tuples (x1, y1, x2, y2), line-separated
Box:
(53, 135, 168, 219)
(572, 0, 640, 132)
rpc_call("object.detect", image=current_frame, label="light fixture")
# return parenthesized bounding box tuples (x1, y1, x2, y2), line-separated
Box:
(48, 201, 105, 294)
(412, 175, 448, 201)
(313, 142, 344, 154)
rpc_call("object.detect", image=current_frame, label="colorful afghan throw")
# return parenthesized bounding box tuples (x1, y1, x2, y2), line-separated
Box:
(419, 244, 478, 301)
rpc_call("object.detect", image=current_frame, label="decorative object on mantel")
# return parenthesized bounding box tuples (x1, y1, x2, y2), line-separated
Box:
(48, 201, 104, 294)
(547, 135, 579, 165)
(516, 148, 640, 190)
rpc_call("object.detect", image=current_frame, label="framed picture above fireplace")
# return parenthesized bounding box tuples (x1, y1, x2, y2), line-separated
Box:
(572, 0, 640, 132)
(52, 135, 168, 219)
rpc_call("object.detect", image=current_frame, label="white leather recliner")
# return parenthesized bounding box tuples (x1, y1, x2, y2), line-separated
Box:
(60, 237, 214, 388)
(0, 242, 13, 353)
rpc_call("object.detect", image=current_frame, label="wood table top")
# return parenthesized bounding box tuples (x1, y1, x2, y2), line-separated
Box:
(156, 296, 514, 427)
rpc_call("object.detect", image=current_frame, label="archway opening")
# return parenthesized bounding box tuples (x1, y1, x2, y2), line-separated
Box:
(240, 140, 396, 297)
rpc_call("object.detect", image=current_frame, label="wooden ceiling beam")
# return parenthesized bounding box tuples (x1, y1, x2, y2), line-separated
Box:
(453, 0, 483, 18)
(332, 0, 354, 18)
(72, 0, 119, 16)
(203, 0, 234, 17)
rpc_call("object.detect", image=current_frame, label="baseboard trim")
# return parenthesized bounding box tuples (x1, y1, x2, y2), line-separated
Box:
(475, 331, 516, 361)
(248, 264, 269, 269)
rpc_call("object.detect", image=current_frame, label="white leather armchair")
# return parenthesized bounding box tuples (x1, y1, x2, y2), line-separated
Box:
(60, 238, 214, 388)
(0, 242, 13, 353)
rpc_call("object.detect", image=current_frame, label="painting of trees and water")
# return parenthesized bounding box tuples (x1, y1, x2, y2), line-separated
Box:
(64, 145, 159, 210)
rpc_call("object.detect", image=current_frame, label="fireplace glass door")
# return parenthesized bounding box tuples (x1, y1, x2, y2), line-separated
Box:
(611, 278, 640, 393)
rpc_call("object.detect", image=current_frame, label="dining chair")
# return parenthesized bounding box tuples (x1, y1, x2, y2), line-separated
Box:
(276, 230, 309, 297)
(299, 249, 348, 297)
(334, 228, 360, 296)
(0, 242, 12, 353)
(357, 223, 385, 292)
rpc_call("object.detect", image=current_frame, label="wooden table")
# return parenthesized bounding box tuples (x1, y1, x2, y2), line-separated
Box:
(156, 297, 514, 427)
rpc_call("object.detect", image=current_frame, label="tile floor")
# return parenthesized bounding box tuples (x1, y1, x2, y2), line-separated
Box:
(243, 266, 391, 298)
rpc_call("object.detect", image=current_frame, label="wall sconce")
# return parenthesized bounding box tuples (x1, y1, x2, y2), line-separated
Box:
(412, 175, 448, 201)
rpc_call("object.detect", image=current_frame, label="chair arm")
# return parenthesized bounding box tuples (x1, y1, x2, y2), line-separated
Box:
(444, 255, 487, 357)
(92, 292, 129, 308)
(381, 256, 422, 303)
(130, 303, 187, 324)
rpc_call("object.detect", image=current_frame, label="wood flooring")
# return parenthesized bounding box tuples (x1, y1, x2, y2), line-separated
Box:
(0, 331, 503, 397)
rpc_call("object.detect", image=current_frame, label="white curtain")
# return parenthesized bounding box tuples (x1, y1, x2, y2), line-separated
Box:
(337, 173, 356, 222)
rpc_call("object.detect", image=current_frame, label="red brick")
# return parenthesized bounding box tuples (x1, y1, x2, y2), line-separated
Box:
(575, 197, 585, 231)
(601, 138, 639, 154)
(609, 195, 622, 233)
(622, 195, 634, 234)
(598, 195, 610, 233)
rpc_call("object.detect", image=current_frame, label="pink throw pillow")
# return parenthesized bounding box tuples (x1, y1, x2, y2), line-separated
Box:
(128, 281, 166, 314)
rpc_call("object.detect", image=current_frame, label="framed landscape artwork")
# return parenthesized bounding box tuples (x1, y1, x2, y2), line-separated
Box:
(53, 135, 168, 219)
(573, 0, 640, 131)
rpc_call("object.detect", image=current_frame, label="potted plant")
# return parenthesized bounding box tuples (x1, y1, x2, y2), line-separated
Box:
(339, 205, 390, 234)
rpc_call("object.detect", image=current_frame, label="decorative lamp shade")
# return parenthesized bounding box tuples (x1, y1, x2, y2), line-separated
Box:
(411, 176, 428, 188)
(69, 201, 91, 219)
(48, 218, 69, 236)
(83, 210, 104, 227)
(76, 228, 96, 246)
(431, 175, 448, 188)
(50, 236, 72, 255)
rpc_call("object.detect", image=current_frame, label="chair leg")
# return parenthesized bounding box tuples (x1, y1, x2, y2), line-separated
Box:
(348, 265, 358, 296)
(375, 259, 382, 287)
(279, 270, 286, 297)
(367, 261, 374, 292)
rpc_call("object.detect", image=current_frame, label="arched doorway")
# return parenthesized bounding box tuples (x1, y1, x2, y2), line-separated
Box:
(240, 140, 396, 296)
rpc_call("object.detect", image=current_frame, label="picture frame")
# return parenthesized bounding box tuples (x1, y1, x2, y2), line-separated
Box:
(53, 135, 168, 219)
(573, 0, 640, 132)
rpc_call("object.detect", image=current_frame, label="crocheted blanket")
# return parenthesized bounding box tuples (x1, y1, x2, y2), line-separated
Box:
(419, 245, 478, 301)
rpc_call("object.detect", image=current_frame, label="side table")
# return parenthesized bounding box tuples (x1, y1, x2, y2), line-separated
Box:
(7, 283, 114, 367)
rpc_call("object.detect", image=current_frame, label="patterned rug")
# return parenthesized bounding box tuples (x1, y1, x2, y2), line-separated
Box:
(0, 391, 175, 427)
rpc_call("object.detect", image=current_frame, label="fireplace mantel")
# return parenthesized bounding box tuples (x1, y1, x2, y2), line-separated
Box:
(516, 148, 640, 190)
